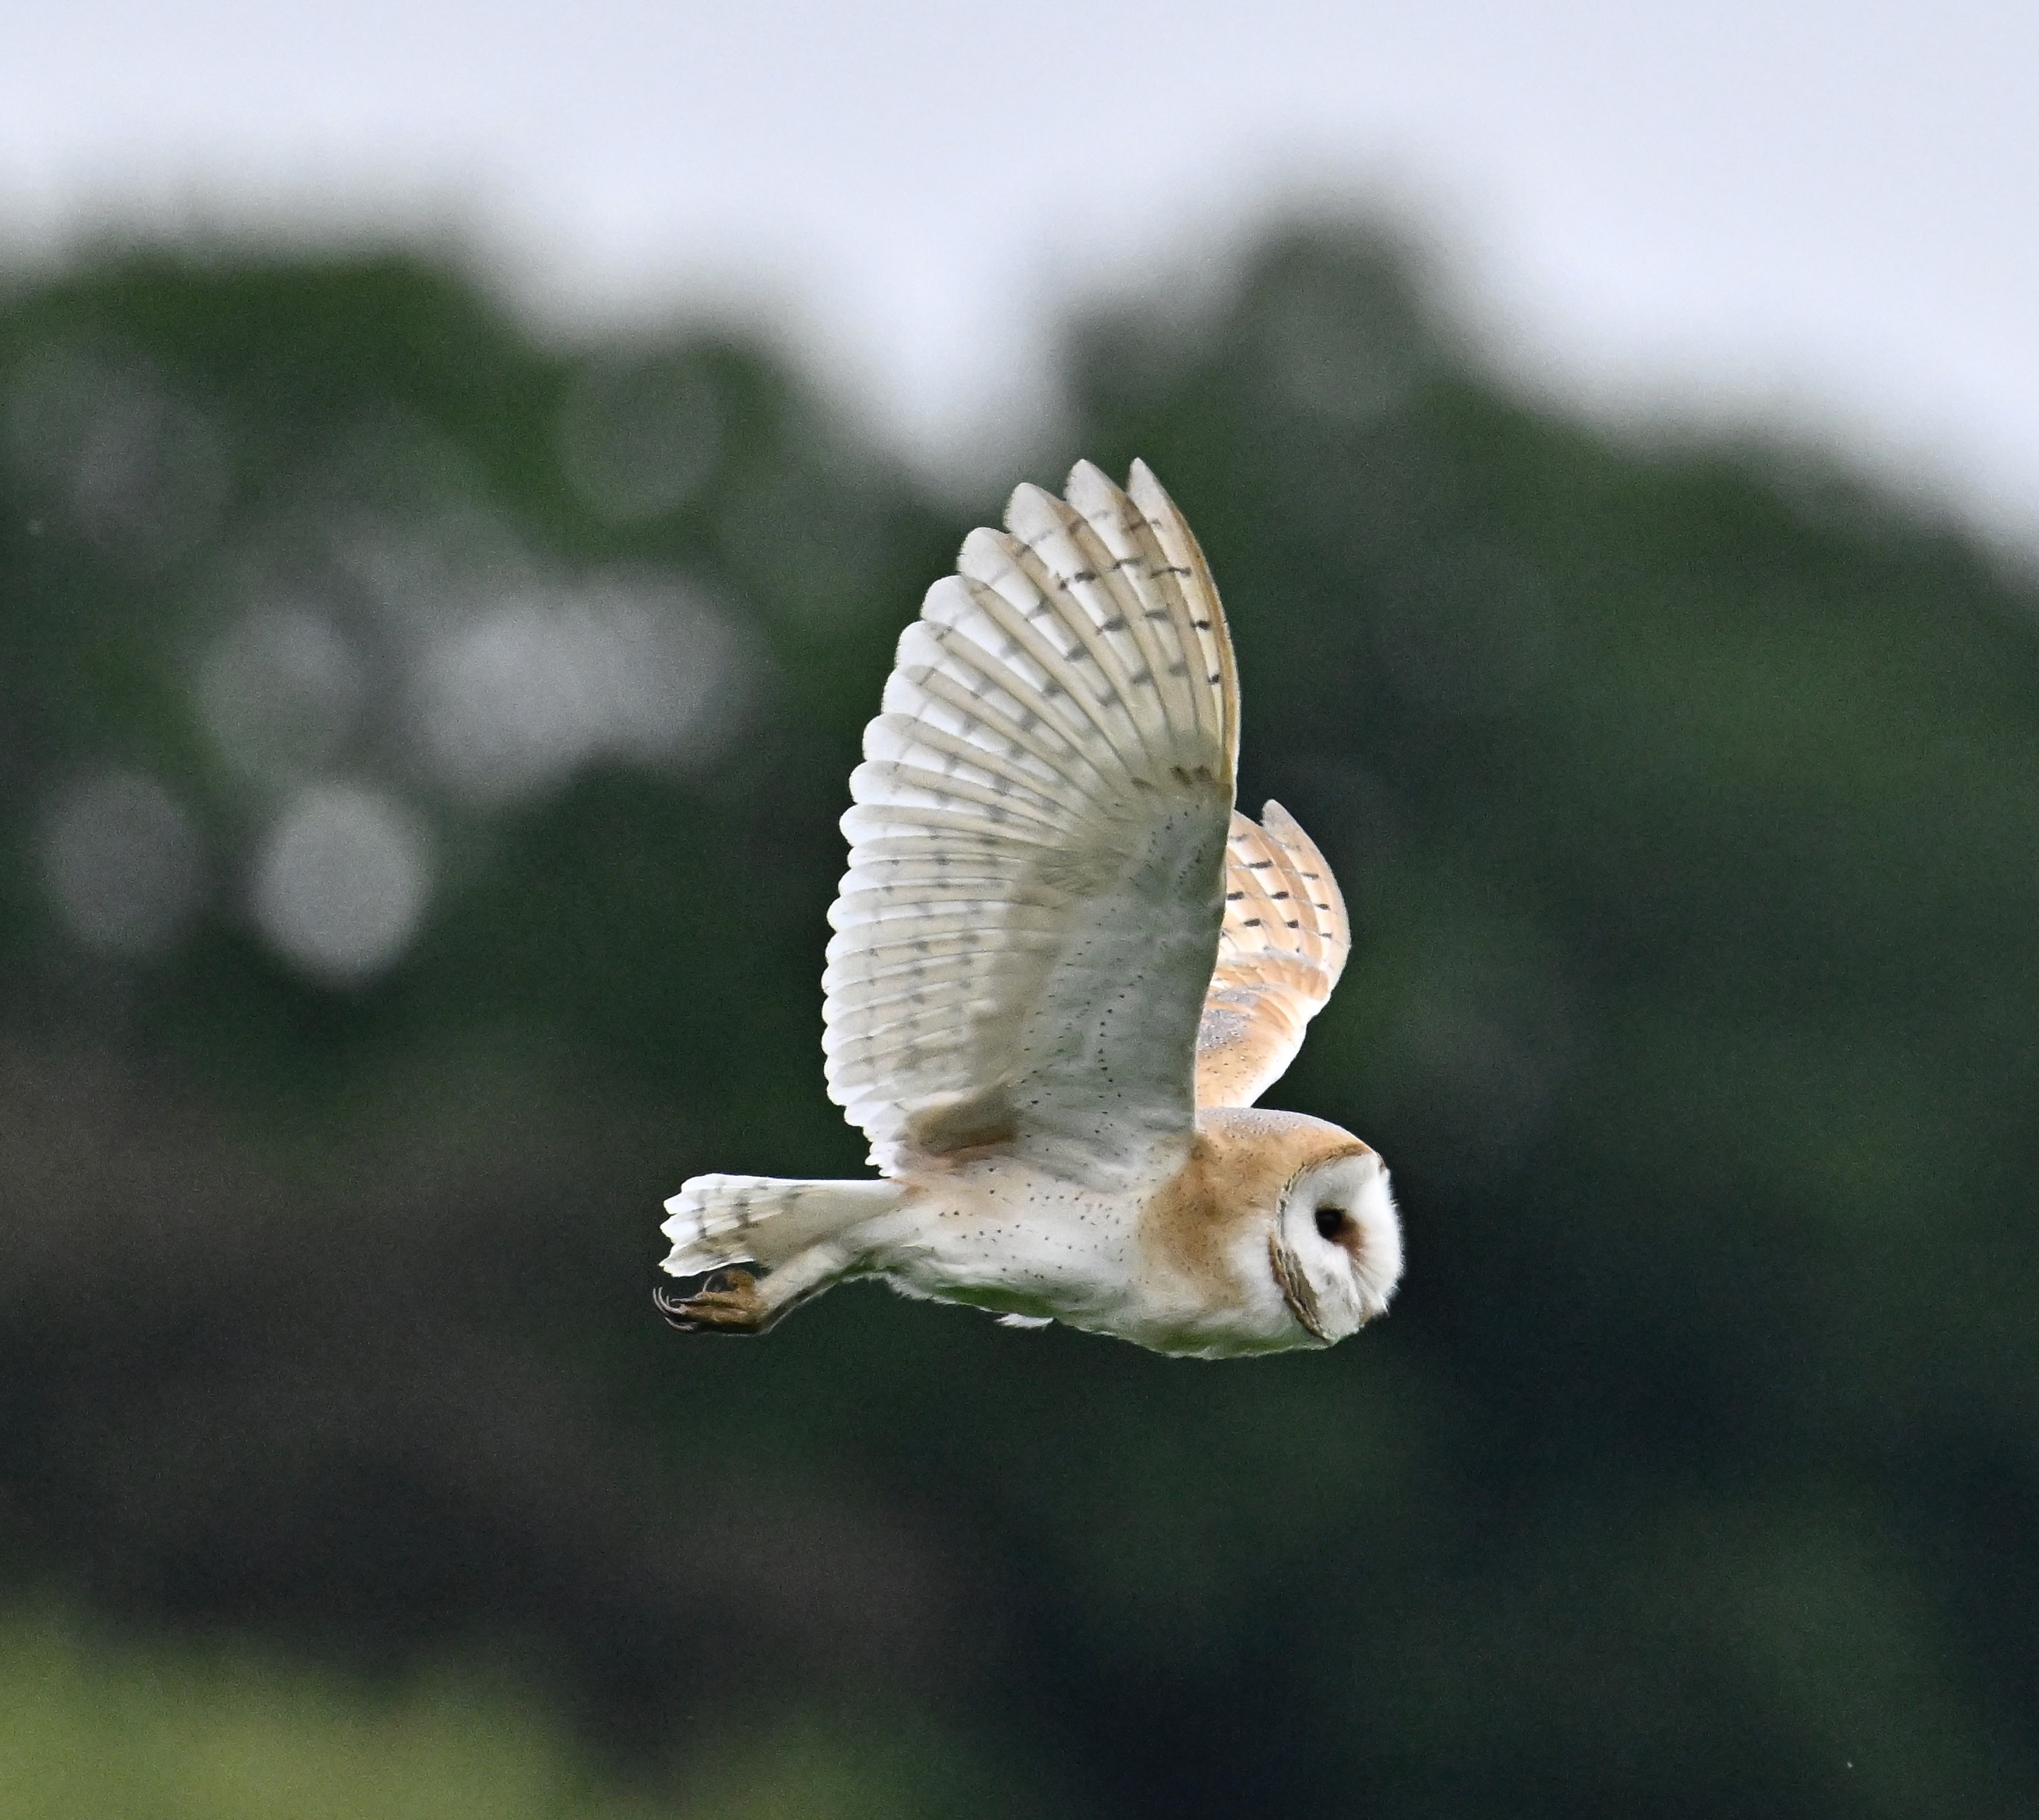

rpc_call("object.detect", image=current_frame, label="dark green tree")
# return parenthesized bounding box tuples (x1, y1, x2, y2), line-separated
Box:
(1, 222, 2034, 1817)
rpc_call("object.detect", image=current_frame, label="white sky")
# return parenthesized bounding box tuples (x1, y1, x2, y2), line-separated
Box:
(6, 0, 2035, 539)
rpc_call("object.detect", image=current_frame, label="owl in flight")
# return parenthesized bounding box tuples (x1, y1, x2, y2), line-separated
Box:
(657, 461, 1400, 1357)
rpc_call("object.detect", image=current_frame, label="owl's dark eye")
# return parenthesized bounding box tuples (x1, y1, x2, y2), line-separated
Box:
(1315, 1205, 1350, 1241)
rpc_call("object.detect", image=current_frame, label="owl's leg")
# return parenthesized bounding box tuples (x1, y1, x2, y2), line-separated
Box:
(655, 1240, 849, 1335)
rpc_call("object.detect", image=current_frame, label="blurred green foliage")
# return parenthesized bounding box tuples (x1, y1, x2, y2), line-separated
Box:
(1, 221, 2035, 1817)
(0, 1609, 660, 1820)
(0, 1609, 1060, 1820)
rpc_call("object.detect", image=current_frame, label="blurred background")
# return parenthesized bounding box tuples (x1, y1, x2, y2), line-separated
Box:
(4, 3, 2038, 1816)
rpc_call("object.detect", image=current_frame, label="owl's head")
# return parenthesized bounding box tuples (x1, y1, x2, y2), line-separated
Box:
(1267, 1138, 1401, 1344)
(1190, 1108, 1402, 1347)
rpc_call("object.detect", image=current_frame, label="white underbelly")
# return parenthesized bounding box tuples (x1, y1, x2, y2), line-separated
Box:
(848, 1165, 1308, 1356)
(855, 1172, 1139, 1320)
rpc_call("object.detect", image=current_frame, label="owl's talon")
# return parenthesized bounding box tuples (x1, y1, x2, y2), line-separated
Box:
(656, 1269, 767, 1335)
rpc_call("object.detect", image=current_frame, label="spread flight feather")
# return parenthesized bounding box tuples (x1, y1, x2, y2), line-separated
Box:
(821, 459, 1346, 1184)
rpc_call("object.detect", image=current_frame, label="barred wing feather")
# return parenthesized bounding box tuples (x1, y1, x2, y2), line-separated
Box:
(1193, 801, 1351, 1108)
(823, 460, 1238, 1180)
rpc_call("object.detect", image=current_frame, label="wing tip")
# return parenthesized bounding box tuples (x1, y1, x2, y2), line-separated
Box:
(1259, 798, 1302, 839)
(1002, 479, 1062, 539)
(1064, 456, 1114, 499)
(1119, 461, 1239, 773)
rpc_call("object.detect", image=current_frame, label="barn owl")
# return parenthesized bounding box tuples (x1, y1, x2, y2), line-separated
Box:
(656, 461, 1399, 1357)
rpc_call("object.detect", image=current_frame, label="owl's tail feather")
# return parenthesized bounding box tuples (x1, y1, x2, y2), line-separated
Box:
(660, 1174, 904, 1276)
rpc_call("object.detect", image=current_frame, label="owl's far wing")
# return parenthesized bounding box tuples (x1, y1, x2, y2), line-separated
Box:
(823, 459, 1238, 1182)
(1192, 801, 1351, 1108)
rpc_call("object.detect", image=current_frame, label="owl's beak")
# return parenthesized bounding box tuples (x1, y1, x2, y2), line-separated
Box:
(1268, 1229, 1331, 1344)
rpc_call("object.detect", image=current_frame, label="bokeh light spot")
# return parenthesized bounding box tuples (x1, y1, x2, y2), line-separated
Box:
(249, 785, 431, 984)
(412, 577, 745, 806)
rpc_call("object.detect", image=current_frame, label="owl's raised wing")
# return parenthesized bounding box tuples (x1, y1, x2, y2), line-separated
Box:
(823, 460, 1237, 1181)
(1193, 801, 1351, 1108)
